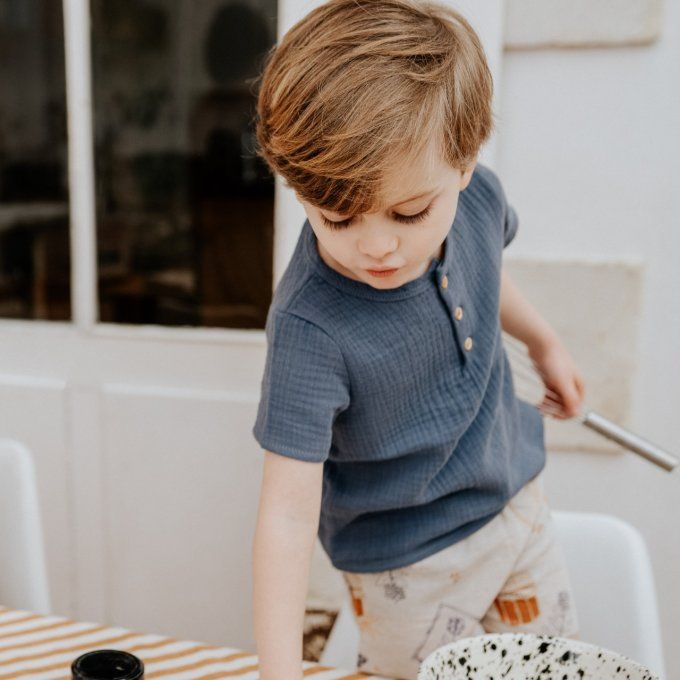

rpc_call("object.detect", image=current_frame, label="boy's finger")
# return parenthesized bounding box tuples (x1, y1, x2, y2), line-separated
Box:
(554, 379, 579, 418)
(575, 373, 586, 398)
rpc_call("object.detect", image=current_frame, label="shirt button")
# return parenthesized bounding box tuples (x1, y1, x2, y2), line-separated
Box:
(454, 306, 464, 321)
(440, 274, 448, 289)
(464, 336, 473, 351)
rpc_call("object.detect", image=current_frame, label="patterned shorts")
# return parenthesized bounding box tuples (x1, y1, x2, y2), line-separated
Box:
(340, 471, 579, 679)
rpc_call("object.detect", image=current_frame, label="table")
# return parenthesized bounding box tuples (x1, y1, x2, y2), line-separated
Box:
(0, 606, 388, 679)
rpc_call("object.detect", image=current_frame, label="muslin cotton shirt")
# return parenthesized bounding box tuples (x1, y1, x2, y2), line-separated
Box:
(252, 162, 546, 573)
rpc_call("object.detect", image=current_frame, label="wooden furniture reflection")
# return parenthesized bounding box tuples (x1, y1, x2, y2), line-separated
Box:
(0, 202, 70, 320)
(194, 193, 273, 329)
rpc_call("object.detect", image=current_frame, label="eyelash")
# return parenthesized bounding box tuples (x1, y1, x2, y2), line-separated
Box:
(321, 205, 432, 230)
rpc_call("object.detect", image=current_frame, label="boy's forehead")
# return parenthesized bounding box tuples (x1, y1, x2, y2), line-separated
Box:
(382, 181, 439, 207)
(379, 148, 448, 206)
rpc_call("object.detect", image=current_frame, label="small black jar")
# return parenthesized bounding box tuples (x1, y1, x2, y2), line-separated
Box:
(71, 649, 144, 680)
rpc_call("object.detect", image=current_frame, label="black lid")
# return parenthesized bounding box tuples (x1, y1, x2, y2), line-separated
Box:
(71, 649, 144, 680)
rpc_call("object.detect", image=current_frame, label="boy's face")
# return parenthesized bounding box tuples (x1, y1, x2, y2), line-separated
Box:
(298, 152, 476, 289)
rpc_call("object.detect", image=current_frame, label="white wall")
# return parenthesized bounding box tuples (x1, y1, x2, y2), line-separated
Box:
(497, 1, 680, 675)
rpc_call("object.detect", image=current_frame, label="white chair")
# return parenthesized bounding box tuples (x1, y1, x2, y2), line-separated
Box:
(0, 438, 51, 614)
(320, 511, 666, 679)
(554, 511, 665, 679)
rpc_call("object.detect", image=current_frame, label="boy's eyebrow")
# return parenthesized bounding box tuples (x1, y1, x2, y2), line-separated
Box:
(391, 188, 438, 206)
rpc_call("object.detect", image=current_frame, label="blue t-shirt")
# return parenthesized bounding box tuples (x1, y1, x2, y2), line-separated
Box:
(252, 163, 546, 573)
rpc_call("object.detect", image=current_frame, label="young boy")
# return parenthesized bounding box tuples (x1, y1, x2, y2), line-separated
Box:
(251, 0, 585, 678)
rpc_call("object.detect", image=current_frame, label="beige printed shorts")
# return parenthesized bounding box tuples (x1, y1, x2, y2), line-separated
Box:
(340, 471, 579, 680)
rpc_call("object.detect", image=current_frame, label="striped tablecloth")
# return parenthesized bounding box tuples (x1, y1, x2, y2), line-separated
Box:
(0, 606, 389, 679)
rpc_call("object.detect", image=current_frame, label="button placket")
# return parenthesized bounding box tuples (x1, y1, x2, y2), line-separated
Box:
(455, 304, 472, 356)
(451, 295, 473, 359)
(438, 268, 469, 366)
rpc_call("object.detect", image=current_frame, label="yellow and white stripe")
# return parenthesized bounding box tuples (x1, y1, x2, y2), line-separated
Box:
(0, 607, 387, 680)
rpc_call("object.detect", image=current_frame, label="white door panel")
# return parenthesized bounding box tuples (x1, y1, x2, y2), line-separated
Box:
(102, 385, 259, 648)
(0, 375, 72, 615)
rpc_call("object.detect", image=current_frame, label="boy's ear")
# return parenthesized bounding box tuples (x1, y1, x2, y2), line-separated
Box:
(460, 161, 477, 191)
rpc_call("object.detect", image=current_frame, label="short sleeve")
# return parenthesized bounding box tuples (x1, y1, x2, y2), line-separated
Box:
(252, 311, 351, 463)
(504, 202, 519, 248)
(491, 170, 519, 248)
(473, 163, 519, 249)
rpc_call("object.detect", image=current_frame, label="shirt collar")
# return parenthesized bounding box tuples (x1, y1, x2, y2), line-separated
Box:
(302, 217, 452, 302)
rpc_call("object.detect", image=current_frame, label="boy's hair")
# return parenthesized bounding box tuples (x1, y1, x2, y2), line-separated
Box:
(252, 0, 494, 216)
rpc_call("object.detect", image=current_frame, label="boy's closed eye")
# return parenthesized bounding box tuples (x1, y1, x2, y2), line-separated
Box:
(318, 186, 443, 230)
(320, 203, 434, 230)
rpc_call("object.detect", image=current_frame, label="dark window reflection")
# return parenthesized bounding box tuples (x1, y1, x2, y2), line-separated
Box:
(0, 0, 71, 321)
(91, 0, 276, 329)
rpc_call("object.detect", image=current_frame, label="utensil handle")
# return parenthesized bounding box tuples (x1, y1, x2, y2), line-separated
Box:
(582, 410, 678, 472)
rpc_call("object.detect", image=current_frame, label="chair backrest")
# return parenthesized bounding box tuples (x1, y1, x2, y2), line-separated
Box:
(551, 511, 665, 679)
(0, 439, 51, 614)
(321, 511, 666, 679)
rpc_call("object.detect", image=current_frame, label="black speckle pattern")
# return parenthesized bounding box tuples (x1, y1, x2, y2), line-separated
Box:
(416, 633, 658, 679)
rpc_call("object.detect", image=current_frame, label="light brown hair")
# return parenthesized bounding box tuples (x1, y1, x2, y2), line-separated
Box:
(252, 0, 495, 216)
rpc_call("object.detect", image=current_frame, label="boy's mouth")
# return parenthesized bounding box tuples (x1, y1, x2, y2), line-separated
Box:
(366, 267, 400, 278)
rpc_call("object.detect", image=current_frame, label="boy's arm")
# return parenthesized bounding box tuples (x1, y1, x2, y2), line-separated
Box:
(499, 267, 557, 353)
(252, 450, 324, 680)
(499, 267, 585, 418)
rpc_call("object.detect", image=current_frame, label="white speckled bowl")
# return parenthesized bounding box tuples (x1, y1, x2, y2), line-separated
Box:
(417, 633, 658, 680)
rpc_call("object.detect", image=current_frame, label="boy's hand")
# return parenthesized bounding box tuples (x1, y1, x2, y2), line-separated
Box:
(527, 337, 585, 420)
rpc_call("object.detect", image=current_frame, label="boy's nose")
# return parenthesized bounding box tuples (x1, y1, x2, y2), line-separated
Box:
(358, 234, 399, 261)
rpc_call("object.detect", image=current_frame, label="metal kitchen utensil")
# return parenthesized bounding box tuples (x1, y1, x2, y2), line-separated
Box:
(503, 335, 678, 473)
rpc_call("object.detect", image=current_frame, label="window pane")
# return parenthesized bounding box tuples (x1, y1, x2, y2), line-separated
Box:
(0, 0, 71, 321)
(91, 0, 276, 329)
